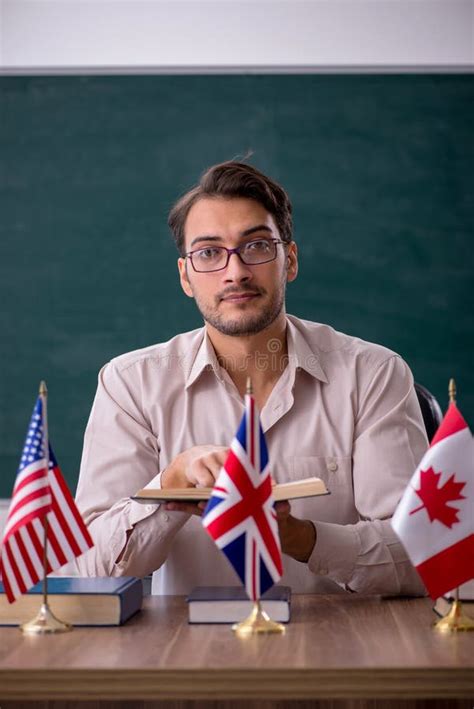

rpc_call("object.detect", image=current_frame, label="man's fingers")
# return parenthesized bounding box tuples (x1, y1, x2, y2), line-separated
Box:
(212, 449, 228, 466)
(203, 450, 228, 478)
(275, 500, 291, 517)
(192, 460, 217, 487)
(165, 501, 203, 516)
(191, 450, 228, 487)
(182, 445, 230, 488)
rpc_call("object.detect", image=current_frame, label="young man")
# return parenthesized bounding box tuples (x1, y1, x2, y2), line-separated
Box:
(71, 161, 427, 596)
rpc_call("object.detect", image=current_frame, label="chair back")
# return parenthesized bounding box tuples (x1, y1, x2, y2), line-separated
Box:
(414, 383, 443, 443)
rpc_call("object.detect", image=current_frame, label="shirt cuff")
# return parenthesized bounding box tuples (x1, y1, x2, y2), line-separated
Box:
(128, 469, 165, 526)
(143, 469, 165, 490)
(308, 520, 360, 585)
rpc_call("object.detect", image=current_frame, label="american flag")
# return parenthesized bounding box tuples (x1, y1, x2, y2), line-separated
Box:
(0, 395, 93, 603)
(202, 392, 283, 601)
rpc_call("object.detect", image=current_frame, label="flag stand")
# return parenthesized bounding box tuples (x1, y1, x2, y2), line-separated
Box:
(434, 589, 474, 633)
(20, 382, 72, 635)
(232, 600, 285, 636)
(432, 380, 474, 634)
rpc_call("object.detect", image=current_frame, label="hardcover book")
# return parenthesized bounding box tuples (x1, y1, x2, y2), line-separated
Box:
(187, 585, 291, 623)
(0, 576, 143, 626)
(133, 476, 328, 504)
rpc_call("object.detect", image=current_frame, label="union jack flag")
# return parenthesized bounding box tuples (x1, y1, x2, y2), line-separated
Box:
(0, 395, 94, 603)
(202, 392, 283, 600)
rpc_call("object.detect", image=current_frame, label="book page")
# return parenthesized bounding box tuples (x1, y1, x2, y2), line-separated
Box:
(132, 476, 329, 503)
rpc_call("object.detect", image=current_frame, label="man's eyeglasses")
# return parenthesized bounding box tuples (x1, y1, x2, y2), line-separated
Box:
(185, 238, 288, 273)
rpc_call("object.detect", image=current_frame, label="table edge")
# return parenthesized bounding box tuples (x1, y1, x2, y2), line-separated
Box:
(1, 668, 473, 700)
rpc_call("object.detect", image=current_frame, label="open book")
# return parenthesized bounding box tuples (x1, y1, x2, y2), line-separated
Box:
(132, 476, 329, 504)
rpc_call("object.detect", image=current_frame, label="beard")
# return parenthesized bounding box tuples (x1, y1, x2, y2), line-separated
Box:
(193, 279, 286, 337)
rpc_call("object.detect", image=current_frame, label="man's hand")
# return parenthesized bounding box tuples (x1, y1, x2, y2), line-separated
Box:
(275, 500, 317, 563)
(161, 445, 228, 516)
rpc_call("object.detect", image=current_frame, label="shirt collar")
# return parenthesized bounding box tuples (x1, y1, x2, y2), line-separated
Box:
(286, 316, 328, 383)
(185, 316, 328, 389)
(185, 329, 222, 389)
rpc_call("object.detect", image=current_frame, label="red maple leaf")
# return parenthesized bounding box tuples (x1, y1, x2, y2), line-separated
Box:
(410, 467, 466, 528)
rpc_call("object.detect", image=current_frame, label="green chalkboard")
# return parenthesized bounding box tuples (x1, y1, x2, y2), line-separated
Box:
(1, 75, 473, 498)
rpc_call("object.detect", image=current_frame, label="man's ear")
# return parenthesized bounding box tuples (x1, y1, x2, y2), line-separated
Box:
(286, 241, 298, 283)
(178, 258, 194, 298)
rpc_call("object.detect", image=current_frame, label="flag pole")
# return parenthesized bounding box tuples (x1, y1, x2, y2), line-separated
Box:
(232, 378, 285, 637)
(448, 378, 456, 405)
(20, 381, 72, 635)
(433, 379, 474, 633)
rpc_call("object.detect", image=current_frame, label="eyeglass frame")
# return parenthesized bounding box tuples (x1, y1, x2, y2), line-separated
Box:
(184, 237, 290, 273)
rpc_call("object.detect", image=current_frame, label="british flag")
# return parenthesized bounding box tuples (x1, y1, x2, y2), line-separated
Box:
(202, 393, 283, 601)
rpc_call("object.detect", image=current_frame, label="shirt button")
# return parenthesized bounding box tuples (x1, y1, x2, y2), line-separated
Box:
(162, 514, 169, 522)
(146, 505, 155, 513)
(327, 461, 338, 473)
(319, 568, 328, 576)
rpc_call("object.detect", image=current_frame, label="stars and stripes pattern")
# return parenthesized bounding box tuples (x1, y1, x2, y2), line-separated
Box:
(202, 392, 283, 601)
(0, 396, 93, 603)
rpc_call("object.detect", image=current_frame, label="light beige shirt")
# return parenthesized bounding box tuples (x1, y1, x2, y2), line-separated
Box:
(68, 315, 428, 596)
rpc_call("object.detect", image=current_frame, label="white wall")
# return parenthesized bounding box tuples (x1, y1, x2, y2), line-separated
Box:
(1, 0, 472, 71)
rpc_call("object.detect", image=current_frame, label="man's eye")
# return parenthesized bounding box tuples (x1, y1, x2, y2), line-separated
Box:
(245, 240, 271, 253)
(196, 248, 222, 261)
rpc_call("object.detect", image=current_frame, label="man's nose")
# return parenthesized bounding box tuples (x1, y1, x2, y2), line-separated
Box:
(223, 252, 253, 282)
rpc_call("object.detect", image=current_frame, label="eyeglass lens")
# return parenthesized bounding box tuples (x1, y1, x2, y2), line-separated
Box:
(191, 240, 278, 272)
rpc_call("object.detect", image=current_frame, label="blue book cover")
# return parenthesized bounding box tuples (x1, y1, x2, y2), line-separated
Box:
(186, 585, 291, 623)
(187, 585, 291, 603)
(0, 577, 143, 626)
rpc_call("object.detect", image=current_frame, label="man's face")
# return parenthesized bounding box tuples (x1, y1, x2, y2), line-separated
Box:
(178, 197, 298, 337)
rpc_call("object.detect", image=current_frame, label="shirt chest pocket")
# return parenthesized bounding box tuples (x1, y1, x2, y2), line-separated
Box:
(289, 455, 352, 492)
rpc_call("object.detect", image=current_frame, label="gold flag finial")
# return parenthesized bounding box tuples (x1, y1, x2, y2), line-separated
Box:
(39, 380, 47, 396)
(449, 378, 456, 404)
(246, 377, 253, 396)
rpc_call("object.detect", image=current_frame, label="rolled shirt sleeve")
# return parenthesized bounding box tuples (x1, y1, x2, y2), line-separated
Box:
(308, 355, 428, 595)
(71, 361, 188, 578)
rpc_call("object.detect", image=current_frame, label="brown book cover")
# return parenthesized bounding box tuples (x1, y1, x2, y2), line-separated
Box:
(132, 476, 329, 504)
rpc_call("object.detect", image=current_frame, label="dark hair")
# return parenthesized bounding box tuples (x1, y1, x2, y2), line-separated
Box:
(168, 161, 293, 255)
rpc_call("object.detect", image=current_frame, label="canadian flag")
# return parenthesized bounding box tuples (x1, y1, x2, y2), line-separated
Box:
(392, 402, 474, 599)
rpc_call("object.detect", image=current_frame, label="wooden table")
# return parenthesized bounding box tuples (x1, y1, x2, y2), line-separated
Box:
(0, 594, 473, 708)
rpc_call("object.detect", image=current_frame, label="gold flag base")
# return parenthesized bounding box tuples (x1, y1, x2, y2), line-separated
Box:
(232, 600, 285, 636)
(20, 602, 73, 635)
(434, 600, 474, 633)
